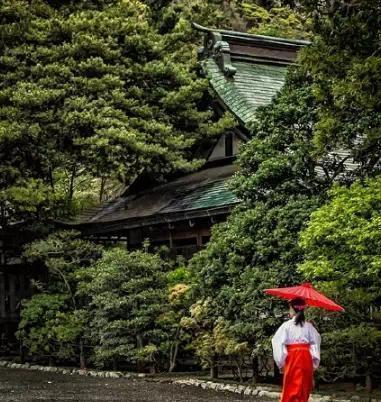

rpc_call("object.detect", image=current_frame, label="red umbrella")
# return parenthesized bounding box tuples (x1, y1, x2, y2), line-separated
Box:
(264, 282, 344, 312)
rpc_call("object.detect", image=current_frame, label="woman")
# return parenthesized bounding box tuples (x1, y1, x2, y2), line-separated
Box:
(272, 298, 321, 402)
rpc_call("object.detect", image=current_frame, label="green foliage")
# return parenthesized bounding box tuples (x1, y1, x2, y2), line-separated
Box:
(181, 300, 249, 380)
(24, 230, 102, 294)
(189, 195, 320, 375)
(299, 177, 381, 288)
(145, 0, 307, 38)
(0, 0, 231, 224)
(19, 231, 102, 366)
(164, 267, 193, 372)
(20, 235, 191, 371)
(81, 247, 171, 370)
(299, 177, 381, 382)
(18, 294, 70, 358)
(167, 266, 191, 286)
(145, 0, 245, 32)
(240, 2, 309, 39)
(318, 325, 381, 383)
(232, 69, 322, 204)
(298, 0, 381, 169)
(0, 179, 59, 224)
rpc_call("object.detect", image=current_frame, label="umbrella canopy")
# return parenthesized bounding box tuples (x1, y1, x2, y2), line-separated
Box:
(264, 282, 344, 312)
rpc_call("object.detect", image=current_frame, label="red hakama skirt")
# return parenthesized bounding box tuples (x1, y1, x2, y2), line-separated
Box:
(280, 344, 313, 402)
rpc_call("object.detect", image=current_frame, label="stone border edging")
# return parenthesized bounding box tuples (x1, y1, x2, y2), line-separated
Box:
(174, 378, 281, 399)
(0, 360, 142, 379)
(173, 378, 380, 402)
(1, 361, 379, 402)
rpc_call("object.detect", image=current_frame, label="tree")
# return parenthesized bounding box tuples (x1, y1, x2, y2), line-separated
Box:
(0, 0, 232, 224)
(189, 195, 320, 379)
(318, 326, 381, 388)
(161, 266, 193, 372)
(81, 246, 172, 372)
(238, 2, 308, 39)
(19, 231, 102, 368)
(298, 0, 381, 178)
(144, 0, 308, 39)
(298, 177, 381, 387)
(181, 300, 249, 380)
(17, 294, 85, 366)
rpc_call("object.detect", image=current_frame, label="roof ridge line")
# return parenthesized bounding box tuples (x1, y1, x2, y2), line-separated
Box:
(192, 22, 311, 47)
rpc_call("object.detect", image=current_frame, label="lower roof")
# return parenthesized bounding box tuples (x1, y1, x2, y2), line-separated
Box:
(73, 163, 239, 231)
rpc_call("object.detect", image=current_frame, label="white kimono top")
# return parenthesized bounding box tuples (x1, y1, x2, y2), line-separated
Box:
(272, 318, 321, 369)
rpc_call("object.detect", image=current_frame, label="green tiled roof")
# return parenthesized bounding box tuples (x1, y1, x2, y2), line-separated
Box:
(75, 164, 239, 227)
(204, 59, 287, 125)
(162, 180, 238, 212)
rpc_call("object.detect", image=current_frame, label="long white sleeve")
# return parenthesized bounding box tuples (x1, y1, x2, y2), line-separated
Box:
(271, 319, 321, 370)
(308, 324, 321, 369)
(272, 322, 288, 369)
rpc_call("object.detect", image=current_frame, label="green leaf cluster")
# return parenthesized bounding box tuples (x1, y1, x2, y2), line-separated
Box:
(0, 0, 232, 224)
(299, 177, 381, 383)
(19, 231, 102, 365)
(80, 247, 172, 370)
(19, 233, 190, 371)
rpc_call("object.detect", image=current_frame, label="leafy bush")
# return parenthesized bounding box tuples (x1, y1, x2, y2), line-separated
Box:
(81, 247, 172, 372)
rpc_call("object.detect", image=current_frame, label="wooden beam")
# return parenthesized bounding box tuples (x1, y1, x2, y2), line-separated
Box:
(0, 273, 5, 318)
(9, 274, 17, 316)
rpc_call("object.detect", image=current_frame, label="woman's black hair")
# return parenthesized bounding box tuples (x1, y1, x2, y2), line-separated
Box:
(290, 298, 306, 327)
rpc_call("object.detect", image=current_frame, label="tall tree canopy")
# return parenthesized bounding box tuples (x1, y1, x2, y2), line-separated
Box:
(144, 0, 307, 39)
(299, 0, 381, 176)
(0, 0, 231, 224)
(299, 177, 381, 385)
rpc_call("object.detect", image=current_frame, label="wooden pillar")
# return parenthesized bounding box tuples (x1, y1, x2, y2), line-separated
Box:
(0, 273, 5, 318)
(197, 231, 202, 247)
(169, 230, 173, 249)
(9, 274, 17, 317)
(0, 239, 4, 265)
(19, 274, 26, 299)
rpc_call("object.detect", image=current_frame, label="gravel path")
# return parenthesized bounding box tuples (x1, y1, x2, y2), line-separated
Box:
(0, 367, 265, 401)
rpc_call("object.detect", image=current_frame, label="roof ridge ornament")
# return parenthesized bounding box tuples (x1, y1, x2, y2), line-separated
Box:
(212, 37, 237, 77)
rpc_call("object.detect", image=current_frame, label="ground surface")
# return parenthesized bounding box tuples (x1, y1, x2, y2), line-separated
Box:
(0, 368, 265, 401)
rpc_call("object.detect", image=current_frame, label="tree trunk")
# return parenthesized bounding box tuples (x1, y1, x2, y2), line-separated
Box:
(252, 355, 259, 385)
(19, 341, 25, 364)
(237, 364, 243, 382)
(49, 167, 55, 193)
(48, 343, 54, 367)
(48, 355, 54, 367)
(79, 338, 86, 369)
(67, 164, 76, 207)
(235, 358, 244, 383)
(99, 176, 106, 203)
(169, 341, 179, 373)
(365, 373, 372, 392)
(313, 376, 319, 391)
(112, 358, 118, 371)
(136, 334, 144, 373)
(210, 356, 218, 379)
